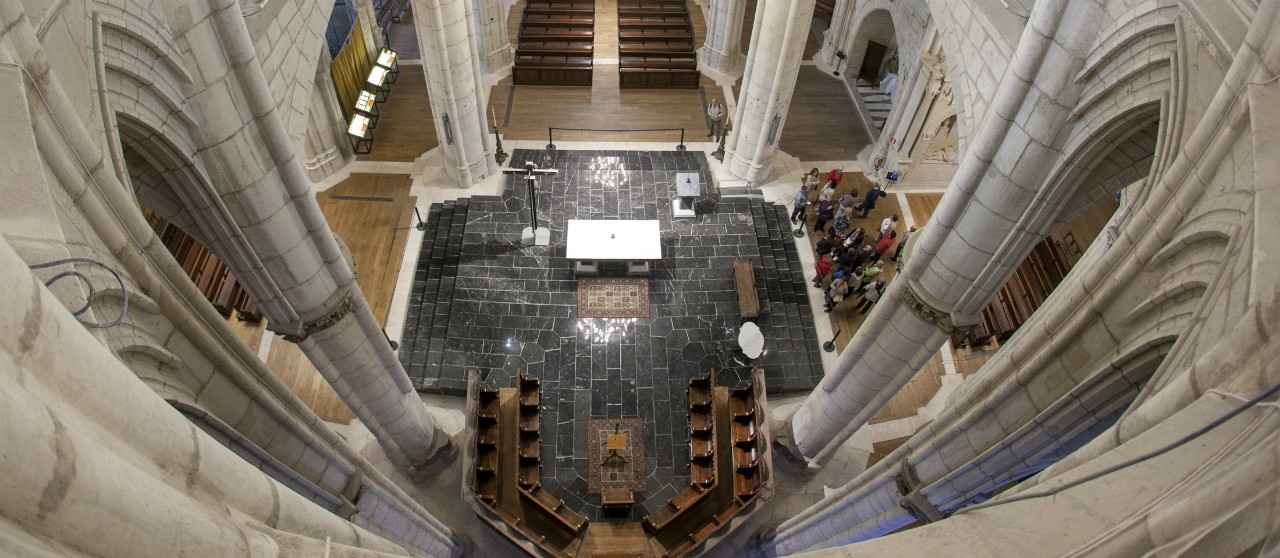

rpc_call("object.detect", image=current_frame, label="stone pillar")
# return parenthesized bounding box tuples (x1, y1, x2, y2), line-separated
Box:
(814, 0, 855, 76)
(722, 0, 814, 182)
(354, 0, 384, 53)
(0, 234, 436, 558)
(413, 0, 499, 187)
(180, 0, 451, 468)
(697, 0, 747, 86)
(304, 50, 355, 182)
(474, 0, 515, 82)
(781, 0, 1104, 465)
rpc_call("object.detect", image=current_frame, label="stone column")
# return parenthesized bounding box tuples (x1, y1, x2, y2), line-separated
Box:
(354, 0, 384, 53)
(813, 0, 855, 76)
(781, 0, 1105, 465)
(697, 0, 748, 86)
(414, 0, 499, 187)
(474, 0, 515, 82)
(180, 0, 451, 469)
(722, 0, 814, 182)
(304, 50, 355, 182)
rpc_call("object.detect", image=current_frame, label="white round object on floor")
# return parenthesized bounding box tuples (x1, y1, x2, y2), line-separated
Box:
(738, 321, 765, 360)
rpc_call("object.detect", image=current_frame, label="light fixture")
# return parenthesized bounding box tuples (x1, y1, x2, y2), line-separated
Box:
(375, 48, 400, 84)
(376, 48, 398, 69)
(366, 65, 389, 88)
(348, 114, 373, 154)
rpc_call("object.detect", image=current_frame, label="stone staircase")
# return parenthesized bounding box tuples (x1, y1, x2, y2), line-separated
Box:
(856, 79, 892, 131)
(399, 199, 471, 394)
(744, 199, 824, 393)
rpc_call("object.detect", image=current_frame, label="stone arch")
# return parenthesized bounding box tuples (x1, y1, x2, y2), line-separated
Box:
(1039, 101, 1165, 232)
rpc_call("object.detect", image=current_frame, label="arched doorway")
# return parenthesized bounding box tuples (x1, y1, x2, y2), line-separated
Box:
(847, 9, 897, 132)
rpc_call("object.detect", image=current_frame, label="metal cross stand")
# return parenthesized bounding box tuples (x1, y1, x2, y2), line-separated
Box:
(502, 161, 558, 246)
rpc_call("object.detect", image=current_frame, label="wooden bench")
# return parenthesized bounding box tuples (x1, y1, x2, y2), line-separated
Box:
(479, 389, 500, 424)
(518, 40, 594, 56)
(477, 474, 498, 505)
(519, 462, 541, 489)
(734, 260, 760, 318)
(733, 446, 759, 472)
(526, 14, 595, 25)
(617, 5, 687, 15)
(642, 485, 710, 533)
(691, 461, 714, 487)
(601, 487, 635, 509)
(521, 26, 595, 39)
(526, 1, 595, 14)
(619, 55, 696, 69)
(620, 28, 692, 40)
(619, 67, 700, 89)
(522, 486, 589, 534)
(734, 467, 761, 500)
(691, 434, 714, 461)
(689, 411, 712, 433)
(619, 15, 689, 28)
(618, 39, 693, 55)
(731, 420, 756, 447)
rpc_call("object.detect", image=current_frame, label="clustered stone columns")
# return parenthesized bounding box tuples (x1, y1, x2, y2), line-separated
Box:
(182, 0, 451, 469)
(474, 0, 515, 81)
(697, 0, 748, 86)
(722, 0, 815, 182)
(414, 0, 500, 187)
(0, 237, 443, 558)
(814, 0, 855, 76)
(303, 49, 356, 182)
(781, 0, 1105, 465)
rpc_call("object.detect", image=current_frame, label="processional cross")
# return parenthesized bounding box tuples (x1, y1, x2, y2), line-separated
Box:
(502, 160, 558, 246)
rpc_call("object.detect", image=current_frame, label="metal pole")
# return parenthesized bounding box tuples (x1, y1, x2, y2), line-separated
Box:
(413, 207, 426, 231)
(529, 177, 538, 232)
(547, 128, 555, 151)
(677, 128, 687, 151)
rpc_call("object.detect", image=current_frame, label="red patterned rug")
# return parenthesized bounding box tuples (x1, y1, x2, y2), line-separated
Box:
(576, 278, 650, 319)
(586, 417, 648, 493)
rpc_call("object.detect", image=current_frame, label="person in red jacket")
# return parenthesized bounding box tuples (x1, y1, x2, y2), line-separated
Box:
(873, 230, 897, 263)
(812, 254, 834, 288)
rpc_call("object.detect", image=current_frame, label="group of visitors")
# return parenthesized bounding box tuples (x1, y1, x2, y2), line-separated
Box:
(791, 168, 918, 315)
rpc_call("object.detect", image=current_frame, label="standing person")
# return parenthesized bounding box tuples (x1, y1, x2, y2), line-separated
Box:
(791, 182, 811, 223)
(812, 254, 834, 288)
(813, 199, 835, 233)
(893, 225, 917, 262)
(855, 280, 885, 314)
(879, 214, 899, 240)
(825, 168, 843, 188)
(873, 230, 897, 263)
(859, 184, 886, 218)
(818, 179, 837, 203)
(803, 168, 821, 191)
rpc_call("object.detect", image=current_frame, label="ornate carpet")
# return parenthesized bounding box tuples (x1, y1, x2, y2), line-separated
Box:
(576, 278, 650, 319)
(585, 417, 648, 493)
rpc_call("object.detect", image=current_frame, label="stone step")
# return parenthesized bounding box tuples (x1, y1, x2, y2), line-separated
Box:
(399, 202, 449, 380)
(420, 201, 470, 393)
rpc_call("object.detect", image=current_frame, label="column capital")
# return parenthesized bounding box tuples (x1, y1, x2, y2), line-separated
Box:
(901, 281, 982, 336)
(275, 293, 355, 343)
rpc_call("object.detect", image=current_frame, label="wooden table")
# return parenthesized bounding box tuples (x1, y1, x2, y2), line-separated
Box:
(566, 219, 663, 275)
(603, 431, 629, 465)
(601, 487, 635, 509)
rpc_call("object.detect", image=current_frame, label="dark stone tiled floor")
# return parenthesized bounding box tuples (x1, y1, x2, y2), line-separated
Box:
(399, 149, 820, 521)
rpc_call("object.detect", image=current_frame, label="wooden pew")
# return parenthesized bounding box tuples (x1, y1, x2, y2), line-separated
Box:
(525, 0, 596, 14)
(522, 485, 589, 534)
(690, 411, 713, 433)
(642, 485, 710, 533)
(688, 373, 712, 409)
(525, 14, 595, 25)
(734, 260, 760, 319)
(479, 389, 500, 424)
(690, 434, 714, 461)
(620, 28, 692, 40)
(619, 15, 689, 28)
(521, 26, 595, 39)
(691, 461, 714, 487)
(731, 420, 756, 447)
(618, 39, 694, 55)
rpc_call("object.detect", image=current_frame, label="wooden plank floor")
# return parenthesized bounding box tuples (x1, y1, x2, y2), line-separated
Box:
(359, 65, 439, 162)
(905, 193, 943, 228)
(779, 66, 868, 161)
(260, 174, 417, 423)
